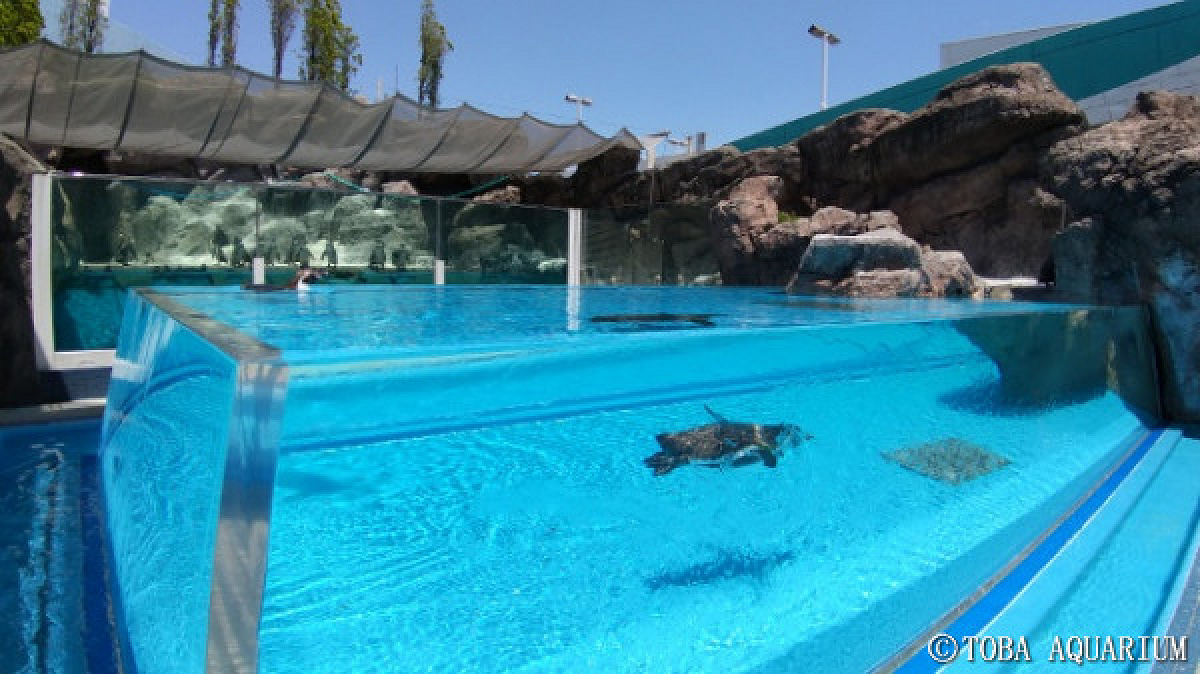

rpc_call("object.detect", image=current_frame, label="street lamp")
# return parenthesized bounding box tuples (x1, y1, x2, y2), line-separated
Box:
(808, 24, 841, 110)
(640, 130, 671, 170)
(564, 93, 593, 122)
(641, 130, 671, 204)
(668, 135, 693, 157)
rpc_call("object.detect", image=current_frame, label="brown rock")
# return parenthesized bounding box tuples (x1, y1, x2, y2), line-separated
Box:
(709, 176, 783, 285)
(0, 137, 46, 407)
(922, 249, 981, 298)
(808, 206, 894, 237)
(473, 185, 521, 203)
(873, 63, 1085, 190)
(382, 180, 418, 196)
(826, 269, 926, 298)
(795, 108, 908, 211)
(887, 143, 1048, 276)
(1042, 90, 1200, 421)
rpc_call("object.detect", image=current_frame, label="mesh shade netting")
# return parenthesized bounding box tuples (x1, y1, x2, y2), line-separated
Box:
(0, 40, 642, 171)
(122, 55, 242, 156)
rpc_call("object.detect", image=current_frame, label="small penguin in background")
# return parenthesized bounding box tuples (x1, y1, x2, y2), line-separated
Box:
(322, 240, 338, 268)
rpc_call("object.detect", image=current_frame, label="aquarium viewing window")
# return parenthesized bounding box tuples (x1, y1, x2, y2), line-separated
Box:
(30, 172, 727, 371)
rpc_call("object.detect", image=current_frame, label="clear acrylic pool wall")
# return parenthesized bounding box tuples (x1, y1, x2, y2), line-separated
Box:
(99, 286, 1161, 673)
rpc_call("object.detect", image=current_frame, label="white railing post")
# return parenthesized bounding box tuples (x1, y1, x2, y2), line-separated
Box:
(434, 200, 446, 284)
(567, 208, 583, 286)
(31, 172, 54, 369)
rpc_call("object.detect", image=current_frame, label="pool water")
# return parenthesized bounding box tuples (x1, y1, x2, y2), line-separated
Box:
(262, 364, 1139, 673)
(0, 420, 112, 674)
(147, 285, 1081, 357)
(96, 286, 1168, 673)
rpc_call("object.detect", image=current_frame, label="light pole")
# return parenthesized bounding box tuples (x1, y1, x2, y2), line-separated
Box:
(564, 93, 593, 122)
(640, 130, 671, 170)
(668, 136, 693, 157)
(641, 130, 671, 205)
(808, 24, 841, 110)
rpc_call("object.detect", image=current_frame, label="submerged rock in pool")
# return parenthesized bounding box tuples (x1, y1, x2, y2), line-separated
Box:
(883, 437, 1010, 485)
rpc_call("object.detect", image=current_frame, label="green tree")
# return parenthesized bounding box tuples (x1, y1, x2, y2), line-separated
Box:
(220, 0, 238, 67)
(60, 0, 106, 53)
(207, 0, 220, 65)
(0, 0, 44, 47)
(416, 0, 452, 109)
(300, 0, 361, 92)
(267, 0, 298, 79)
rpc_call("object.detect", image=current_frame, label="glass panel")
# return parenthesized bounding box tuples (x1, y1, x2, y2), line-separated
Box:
(254, 297, 1157, 672)
(95, 287, 1161, 673)
(583, 203, 717, 285)
(101, 292, 237, 673)
(50, 175, 581, 353)
(440, 199, 569, 284)
(257, 185, 437, 279)
(51, 176, 262, 351)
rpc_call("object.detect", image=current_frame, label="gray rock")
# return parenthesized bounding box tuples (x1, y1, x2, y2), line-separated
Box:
(793, 227, 923, 279)
(785, 221, 980, 299)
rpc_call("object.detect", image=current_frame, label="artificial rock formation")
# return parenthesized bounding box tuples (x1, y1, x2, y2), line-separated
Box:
(783, 63, 1083, 278)
(516, 63, 1085, 281)
(1041, 91, 1200, 421)
(708, 176, 783, 284)
(785, 226, 980, 299)
(0, 137, 46, 406)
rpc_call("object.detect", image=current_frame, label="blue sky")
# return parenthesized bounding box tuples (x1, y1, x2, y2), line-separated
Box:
(47, 0, 1173, 149)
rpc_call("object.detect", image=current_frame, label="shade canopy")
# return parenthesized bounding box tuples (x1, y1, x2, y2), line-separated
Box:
(0, 40, 641, 172)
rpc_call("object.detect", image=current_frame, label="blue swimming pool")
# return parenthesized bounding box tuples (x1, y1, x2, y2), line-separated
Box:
(92, 286, 1175, 673)
(0, 419, 113, 674)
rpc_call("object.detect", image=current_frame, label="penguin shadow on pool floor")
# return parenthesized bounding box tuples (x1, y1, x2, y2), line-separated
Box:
(644, 547, 797, 590)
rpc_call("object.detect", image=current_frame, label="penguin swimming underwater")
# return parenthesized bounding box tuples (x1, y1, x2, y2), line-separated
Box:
(643, 406, 812, 476)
